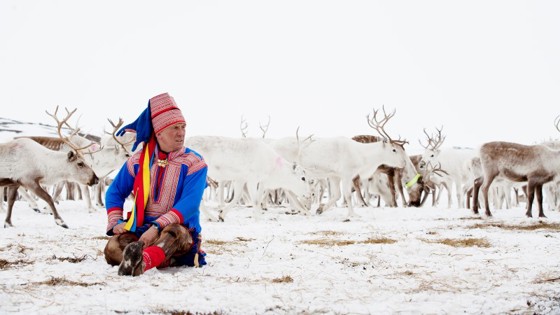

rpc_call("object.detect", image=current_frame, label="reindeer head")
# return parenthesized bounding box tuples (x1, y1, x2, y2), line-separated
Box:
(419, 126, 446, 165)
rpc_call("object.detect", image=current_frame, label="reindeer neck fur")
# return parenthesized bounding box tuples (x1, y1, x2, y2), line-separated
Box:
(351, 140, 406, 175)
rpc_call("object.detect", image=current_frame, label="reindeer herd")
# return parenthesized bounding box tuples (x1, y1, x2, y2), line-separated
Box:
(2, 106, 560, 228)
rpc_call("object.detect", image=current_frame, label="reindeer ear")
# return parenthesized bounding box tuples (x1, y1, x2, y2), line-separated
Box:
(67, 151, 76, 161)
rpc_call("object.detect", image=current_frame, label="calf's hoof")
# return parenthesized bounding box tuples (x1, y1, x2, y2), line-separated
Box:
(118, 241, 144, 276)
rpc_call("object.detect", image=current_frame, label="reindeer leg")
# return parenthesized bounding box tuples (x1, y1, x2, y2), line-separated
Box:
(27, 180, 68, 228)
(480, 173, 497, 217)
(200, 202, 219, 222)
(218, 181, 244, 221)
(4, 186, 19, 228)
(352, 176, 368, 207)
(95, 181, 105, 207)
(285, 190, 310, 216)
(81, 184, 95, 212)
(472, 177, 483, 214)
(525, 182, 536, 218)
(536, 184, 546, 218)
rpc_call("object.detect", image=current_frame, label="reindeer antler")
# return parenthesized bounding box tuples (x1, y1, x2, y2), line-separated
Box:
(295, 126, 314, 162)
(367, 106, 408, 146)
(259, 115, 271, 139)
(107, 118, 134, 155)
(554, 115, 560, 134)
(418, 126, 446, 150)
(424, 161, 449, 178)
(45, 106, 93, 155)
(240, 116, 248, 138)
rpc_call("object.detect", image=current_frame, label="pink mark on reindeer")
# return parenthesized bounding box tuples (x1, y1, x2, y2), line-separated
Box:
(275, 156, 284, 168)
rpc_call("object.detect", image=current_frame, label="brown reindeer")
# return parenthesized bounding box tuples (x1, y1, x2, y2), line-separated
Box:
(472, 141, 560, 218)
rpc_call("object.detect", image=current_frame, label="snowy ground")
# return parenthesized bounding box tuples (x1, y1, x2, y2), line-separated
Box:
(1, 199, 560, 315)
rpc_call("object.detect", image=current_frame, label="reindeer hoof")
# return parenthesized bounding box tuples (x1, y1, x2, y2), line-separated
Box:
(55, 219, 68, 229)
(119, 241, 144, 276)
(4, 222, 13, 228)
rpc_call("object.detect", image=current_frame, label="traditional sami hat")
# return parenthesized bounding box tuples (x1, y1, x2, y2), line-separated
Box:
(117, 92, 186, 152)
(150, 93, 185, 134)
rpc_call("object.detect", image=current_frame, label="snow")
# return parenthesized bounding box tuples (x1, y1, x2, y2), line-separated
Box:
(1, 119, 560, 314)
(1, 200, 560, 314)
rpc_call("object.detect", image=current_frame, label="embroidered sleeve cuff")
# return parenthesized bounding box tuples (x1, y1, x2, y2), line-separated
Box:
(154, 210, 181, 229)
(106, 208, 123, 233)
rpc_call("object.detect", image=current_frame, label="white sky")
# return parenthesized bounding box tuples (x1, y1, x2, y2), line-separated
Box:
(1, 1, 559, 153)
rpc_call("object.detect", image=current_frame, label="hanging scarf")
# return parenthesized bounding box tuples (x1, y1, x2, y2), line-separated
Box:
(117, 105, 154, 232)
(124, 135, 156, 232)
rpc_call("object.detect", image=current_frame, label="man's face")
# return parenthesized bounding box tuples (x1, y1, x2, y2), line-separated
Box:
(156, 123, 186, 152)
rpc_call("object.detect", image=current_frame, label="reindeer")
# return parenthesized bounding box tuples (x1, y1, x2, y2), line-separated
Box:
(297, 107, 416, 220)
(16, 111, 133, 211)
(472, 116, 560, 218)
(184, 135, 313, 221)
(472, 141, 560, 218)
(0, 137, 98, 228)
(420, 127, 477, 208)
(350, 134, 421, 208)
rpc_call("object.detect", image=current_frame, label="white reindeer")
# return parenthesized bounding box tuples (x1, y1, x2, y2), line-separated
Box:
(17, 110, 134, 212)
(420, 127, 478, 208)
(297, 107, 416, 220)
(0, 137, 99, 228)
(184, 135, 313, 221)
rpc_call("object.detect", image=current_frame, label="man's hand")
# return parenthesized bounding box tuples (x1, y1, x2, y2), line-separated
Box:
(112, 222, 127, 235)
(139, 225, 159, 248)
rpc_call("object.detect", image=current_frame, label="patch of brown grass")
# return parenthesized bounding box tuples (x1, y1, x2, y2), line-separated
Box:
(300, 237, 397, 247)
(471, 221, 560, 231)
(423, 237, 491, 248)
(2, 243, 31, 254)
(307, 230, 344, 236)
(51, 255, 89, 263)
(362, 237, 397, 245)
(204, 237, 254, 255)
(32, 277, 104, 287)
(234, 236, 255, 242)
(272, 275, 293, 283)
(149, 310, 224, 315)
(0, 259, 32, 269)
(300, 239, 356, 246)
(205, 239, 227, 246)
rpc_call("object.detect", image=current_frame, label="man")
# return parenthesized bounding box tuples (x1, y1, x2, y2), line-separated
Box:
(103, 92, 208, 276)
